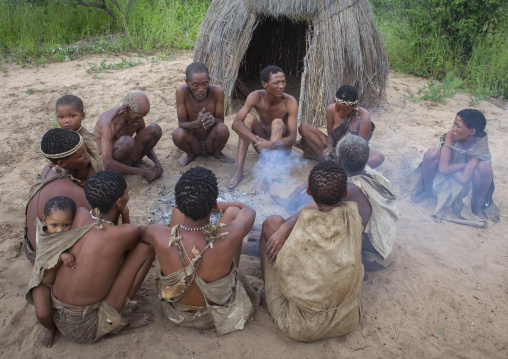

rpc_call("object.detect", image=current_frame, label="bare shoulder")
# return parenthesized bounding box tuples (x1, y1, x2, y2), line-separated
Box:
(209, 84, 224, 96)
(283, 93, 298, 106)
(176, 84, 188, 96)
(358, 106, 371, 121)
(247, 90, 263, 103)
(326, 103, 336, 113)
(72, 207, 93, 228)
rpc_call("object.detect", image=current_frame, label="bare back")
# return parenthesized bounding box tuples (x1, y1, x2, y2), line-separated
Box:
(52, 208, 139, 306)
(26, 166, 92, 250)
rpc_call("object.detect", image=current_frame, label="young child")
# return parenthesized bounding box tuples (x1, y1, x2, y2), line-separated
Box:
(31, 196, 76, 348)
(413, 109, 499, 226)
(55, 95, 101, 173)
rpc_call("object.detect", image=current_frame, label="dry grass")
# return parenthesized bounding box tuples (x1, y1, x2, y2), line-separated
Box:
(194, 0, 388, 126)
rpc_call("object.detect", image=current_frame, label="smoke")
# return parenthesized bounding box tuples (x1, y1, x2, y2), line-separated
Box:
(252, 148, 309, 188)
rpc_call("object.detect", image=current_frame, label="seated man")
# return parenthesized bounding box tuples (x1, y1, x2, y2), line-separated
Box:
(413, 109, 499, 227)
(173, 62, 232, 166)
(94, 90, 163, 182)
(260, 161, 363, 342)
(297, 85, 384, 168)
(25, 128, 95, 263)
(50, 170, 155, 344)
(139, 167, 257, 334)
(270, 136, 398, 270)
(227, 65, 298, 190)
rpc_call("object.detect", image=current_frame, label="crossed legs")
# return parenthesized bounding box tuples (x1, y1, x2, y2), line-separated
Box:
(172, 123, 232, 167)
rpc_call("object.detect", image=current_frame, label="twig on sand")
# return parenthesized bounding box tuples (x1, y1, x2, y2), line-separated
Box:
(395, 304, 407, 340)
(413, 206, 423, 215)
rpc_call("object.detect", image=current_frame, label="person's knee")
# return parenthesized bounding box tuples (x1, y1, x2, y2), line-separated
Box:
(423, 147, 439, 162)
(262, 215, 285, 233)
(298, 123, 311, 137)
(214, 122, 230, 139)
(115, 136, 135, 154)
(172, 127, 188, 143)
(146, 123, 162, 140)
(474, 160, 493, 181)
(244, 113, 257, 128)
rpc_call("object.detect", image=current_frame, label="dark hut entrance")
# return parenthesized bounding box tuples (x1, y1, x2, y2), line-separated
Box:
(232, 16, 310, 109)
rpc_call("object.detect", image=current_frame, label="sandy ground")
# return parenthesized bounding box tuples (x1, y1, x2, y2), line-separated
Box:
(0, 51, 507, 358)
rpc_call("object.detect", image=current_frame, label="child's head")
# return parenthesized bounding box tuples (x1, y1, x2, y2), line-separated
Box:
(455, 109, 487, 139)
(43, 196, 76, 233)
(55, 95, 85, 131)
(307, 161, 347, 206)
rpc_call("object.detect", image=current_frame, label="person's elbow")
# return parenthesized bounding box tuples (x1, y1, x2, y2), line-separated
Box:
(102, 158, 116, 171)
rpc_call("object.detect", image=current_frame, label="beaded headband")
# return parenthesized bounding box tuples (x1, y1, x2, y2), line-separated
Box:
(41, 134, 84, 159)
(335, 97, 358, 106)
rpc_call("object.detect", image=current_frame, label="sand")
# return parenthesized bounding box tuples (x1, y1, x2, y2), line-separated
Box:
(0, 51, 507, 358)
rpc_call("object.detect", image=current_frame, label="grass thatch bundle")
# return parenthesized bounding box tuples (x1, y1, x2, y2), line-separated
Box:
(194, 0, 387, 127)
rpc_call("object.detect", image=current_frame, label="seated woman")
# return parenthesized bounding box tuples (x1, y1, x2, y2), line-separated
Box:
(297, 85, 384, 168)
(25, 128, 96, 263)
(139, 167, 258, 334)
(413, 109, 499, 227)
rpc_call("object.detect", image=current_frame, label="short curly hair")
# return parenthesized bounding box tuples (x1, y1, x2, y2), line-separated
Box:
(84, 170, 127, 214)
(260, 65, 284, 83)
(185, 62, 209, 80)
(457, 109, 487, 138)
(175, 167, 218, 221)
(44, 196, 76, 218)
(335, 85, 358, 102)
(55, 95, 84, 113)
(337, 135, 370, 173)
(308, 161, 347, 205)
(40, 128, 81, 164)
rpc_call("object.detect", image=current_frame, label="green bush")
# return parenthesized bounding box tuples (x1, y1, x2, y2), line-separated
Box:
(371, 0, 508, 98)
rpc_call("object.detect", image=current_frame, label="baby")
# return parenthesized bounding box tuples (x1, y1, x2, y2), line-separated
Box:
(55, 95, 101, 172)
(31, 196, 76, 348)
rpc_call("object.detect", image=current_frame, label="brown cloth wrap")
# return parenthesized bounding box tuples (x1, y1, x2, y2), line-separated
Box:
(265, 202, 364, 342)
(25, 218, 95, 304)
(81, 132, 102, 173)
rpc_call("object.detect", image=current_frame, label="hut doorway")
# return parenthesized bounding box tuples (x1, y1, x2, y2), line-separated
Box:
(234, 16, 310, 105)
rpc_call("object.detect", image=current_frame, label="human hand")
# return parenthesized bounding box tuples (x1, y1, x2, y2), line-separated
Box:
(153, 162, 164, 178)
(253, 137, 272, 151)
(265, 224, 291, 260)
(201, 113, 216, 129)
(61, 253, 75, 269)
(197, 107, 206, 122)
(144, 169, 157, 182)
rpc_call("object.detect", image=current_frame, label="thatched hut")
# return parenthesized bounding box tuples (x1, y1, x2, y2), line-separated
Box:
(194, 0, 388, 127)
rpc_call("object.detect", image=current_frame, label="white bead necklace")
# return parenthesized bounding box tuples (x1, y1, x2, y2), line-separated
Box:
(179, 223, 209, 231)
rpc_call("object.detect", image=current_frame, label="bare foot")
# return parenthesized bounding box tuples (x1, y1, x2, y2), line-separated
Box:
(251, 179, 269, 195)
(42, 327, 56, 348)
(178, 154, 196, 167)
(121, 313, 152, 331)
(227, 172, 244, 189)
(213, 151, 234, 164)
